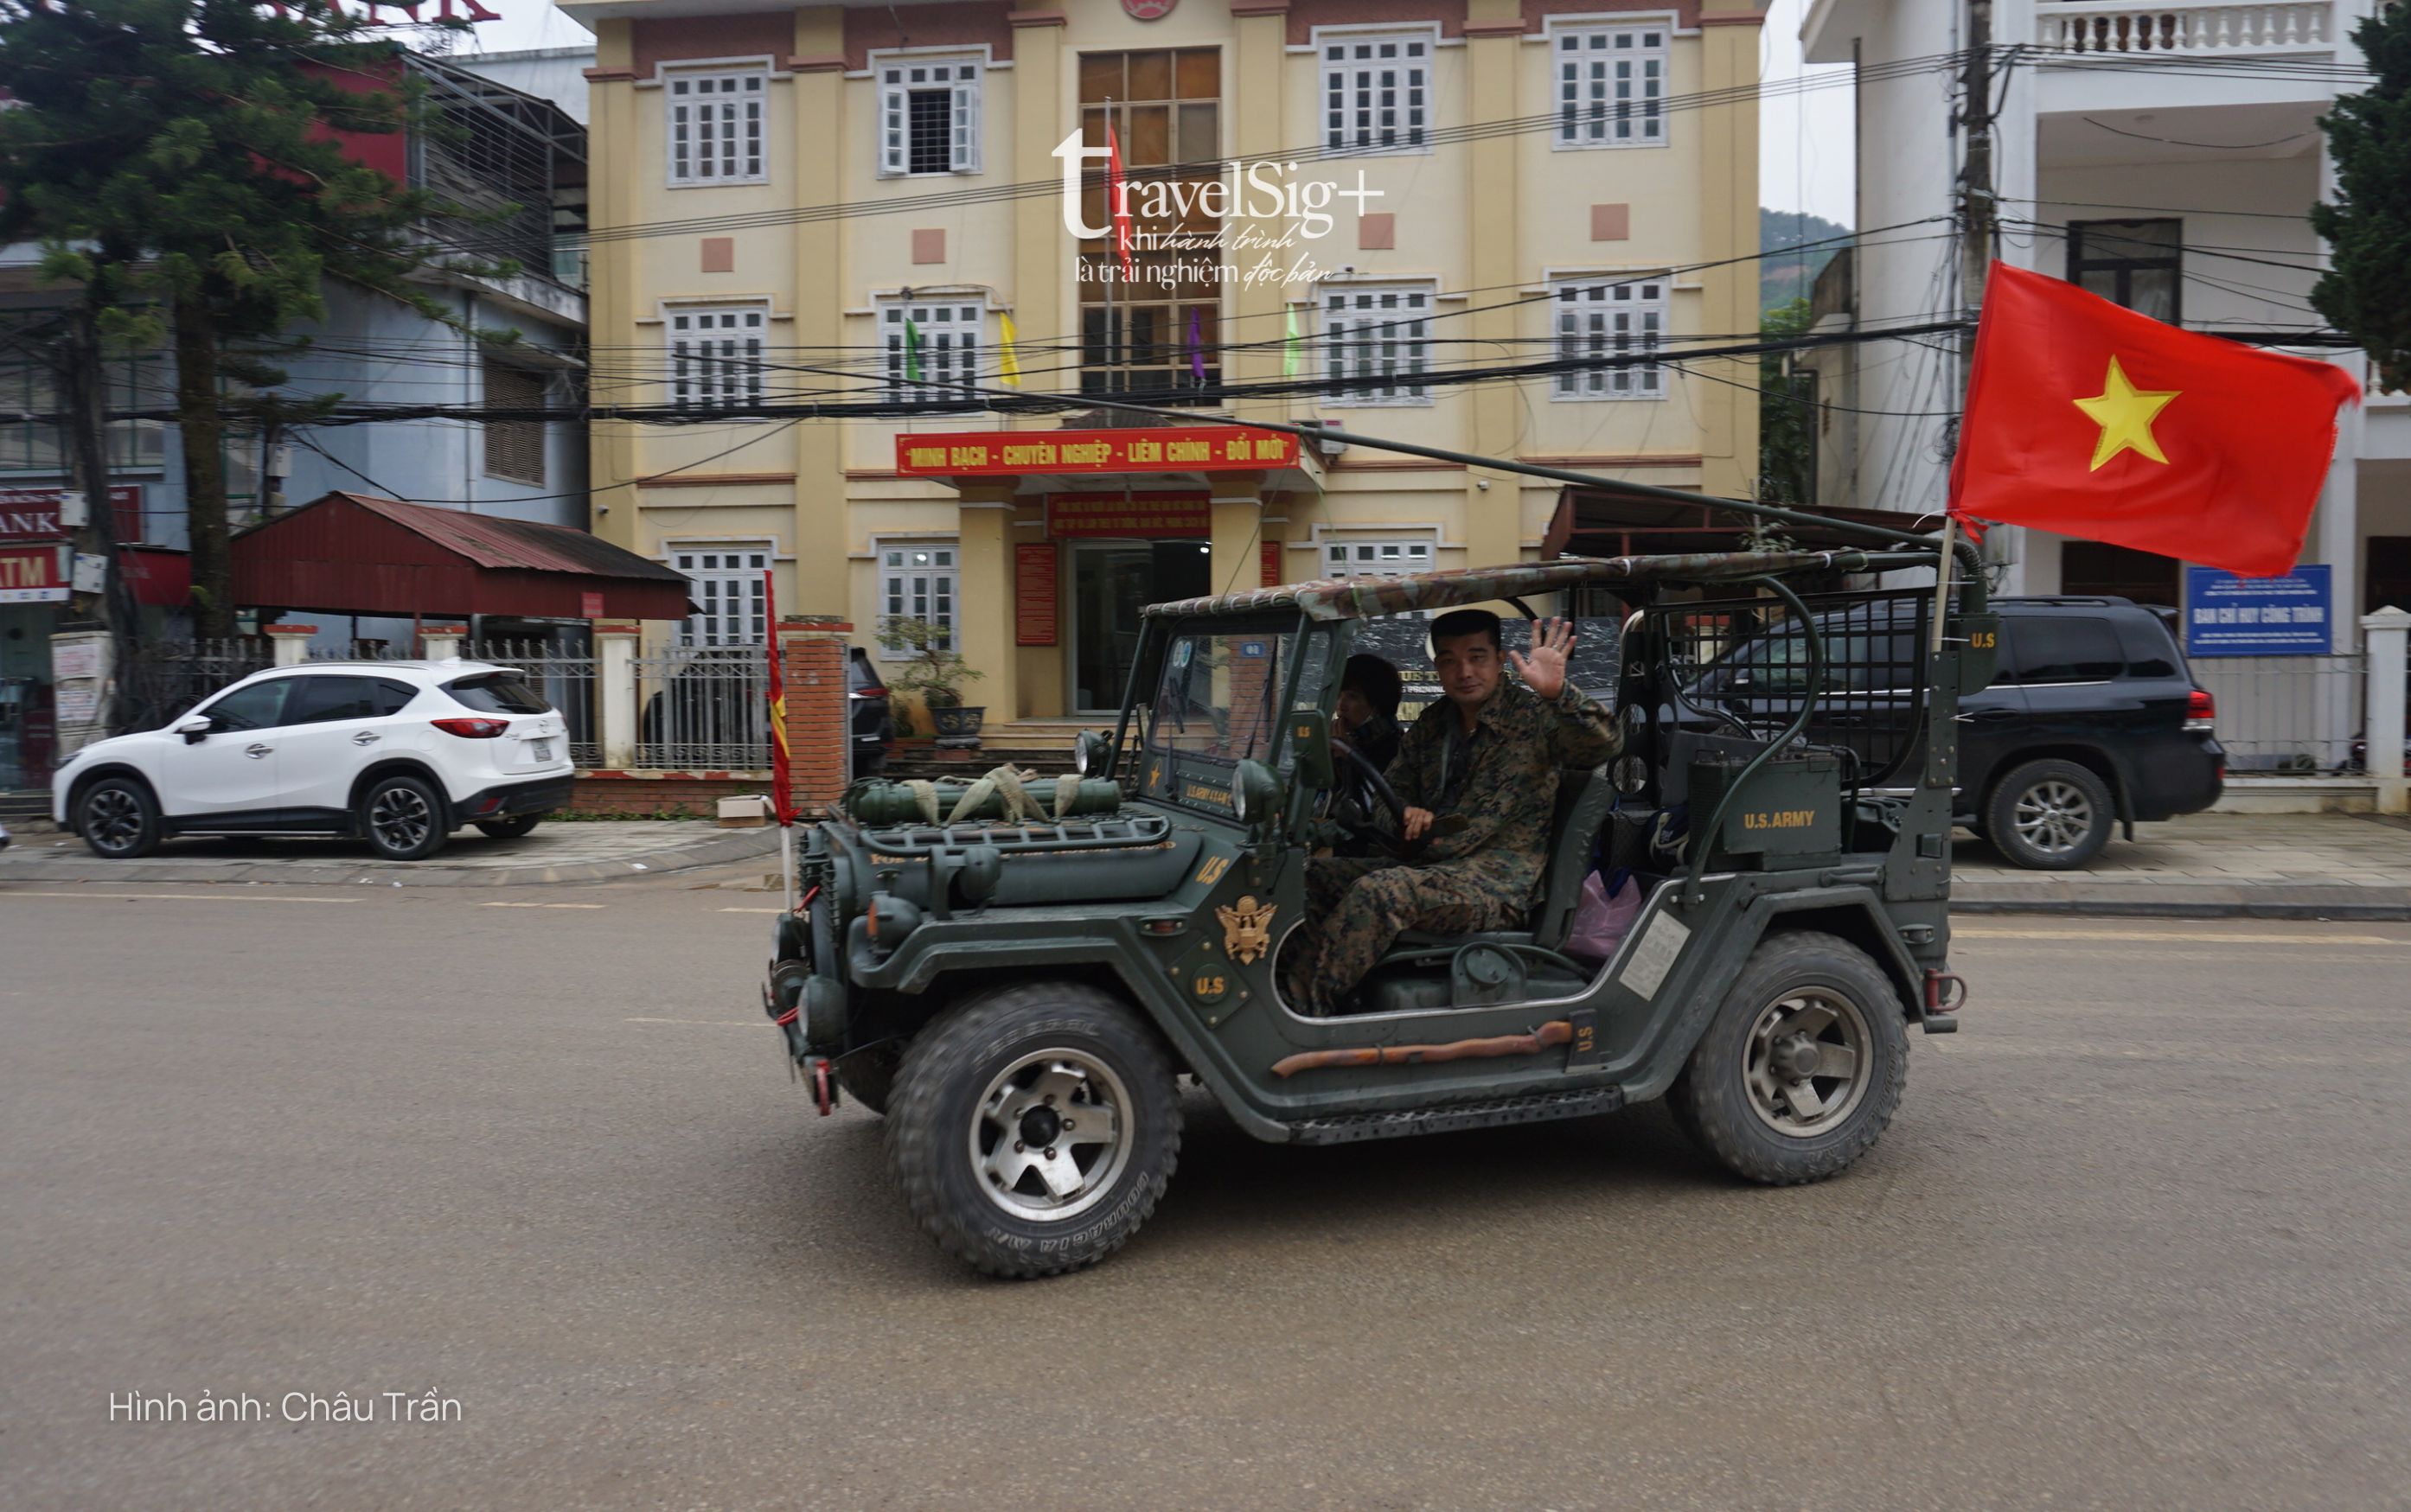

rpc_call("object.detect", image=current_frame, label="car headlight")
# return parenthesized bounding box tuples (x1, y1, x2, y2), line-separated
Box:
(1231, 775, 1248, 822)
(1232, 759, 1282, 826)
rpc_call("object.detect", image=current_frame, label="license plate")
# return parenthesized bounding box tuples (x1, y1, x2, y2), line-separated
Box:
(529, 739, 553, 762)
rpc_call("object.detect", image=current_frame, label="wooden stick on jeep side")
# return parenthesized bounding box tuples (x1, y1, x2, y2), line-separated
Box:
(1270, 1021, 1575, 1079)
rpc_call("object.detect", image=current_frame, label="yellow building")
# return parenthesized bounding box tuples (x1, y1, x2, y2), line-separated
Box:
(563, 0, 1762, 724)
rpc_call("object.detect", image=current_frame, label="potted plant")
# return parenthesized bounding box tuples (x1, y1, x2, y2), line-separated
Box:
(876, 616, 987, 744)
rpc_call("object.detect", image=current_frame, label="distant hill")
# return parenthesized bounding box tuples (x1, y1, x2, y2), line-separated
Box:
(1762, 208, 1852, 312)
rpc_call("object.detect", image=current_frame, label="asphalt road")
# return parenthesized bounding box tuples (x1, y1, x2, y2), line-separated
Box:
(3, 875, 2408, 1510)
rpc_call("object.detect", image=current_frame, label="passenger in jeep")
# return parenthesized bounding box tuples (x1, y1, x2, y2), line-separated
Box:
(1282, 611, 1621, 1015)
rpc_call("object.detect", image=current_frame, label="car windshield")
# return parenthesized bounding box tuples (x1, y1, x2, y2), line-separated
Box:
(1140, 624, 1328, 816)
(444, 672, 550, 714)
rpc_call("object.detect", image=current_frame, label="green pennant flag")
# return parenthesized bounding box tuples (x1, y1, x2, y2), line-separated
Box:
(1282, 305, 1302, 379)
(905, 316, 925, 385)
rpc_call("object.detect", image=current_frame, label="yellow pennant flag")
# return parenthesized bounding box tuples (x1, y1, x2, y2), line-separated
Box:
(998, 312, 1023, 388)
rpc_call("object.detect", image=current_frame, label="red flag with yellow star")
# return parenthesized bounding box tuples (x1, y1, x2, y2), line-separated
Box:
(1947, 262, 2360, 577)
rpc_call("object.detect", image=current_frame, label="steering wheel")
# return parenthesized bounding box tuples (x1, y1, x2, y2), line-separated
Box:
(1333, 740, 1424, 858)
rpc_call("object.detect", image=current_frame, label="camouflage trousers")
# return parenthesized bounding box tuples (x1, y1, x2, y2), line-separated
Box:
(1281, 857, 1526, 1015)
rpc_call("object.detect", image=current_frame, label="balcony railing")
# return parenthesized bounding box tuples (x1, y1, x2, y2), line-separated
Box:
(2034, 1, 2334, 54)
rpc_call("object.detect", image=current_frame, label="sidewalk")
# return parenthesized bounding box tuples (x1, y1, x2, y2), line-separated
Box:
(0, 820, 779, 888)
(1954, 812, 2411, 920)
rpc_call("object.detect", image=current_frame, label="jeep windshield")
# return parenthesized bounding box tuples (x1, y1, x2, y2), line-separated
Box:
(1138, 622, 1329, 818)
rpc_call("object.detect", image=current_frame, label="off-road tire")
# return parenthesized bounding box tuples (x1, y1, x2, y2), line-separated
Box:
(1986, 757, 2113, 871)
(474, 815, 543, 839)
(1668, 931, 1907, 1186)
(886, 982, 1180, 1279)
(834, 1043, 900, 1117)
(78, 776, 161, 859)
(358, 774, 449, 862)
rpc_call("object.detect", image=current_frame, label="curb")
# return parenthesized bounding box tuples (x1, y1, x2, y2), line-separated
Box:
(0, 827, 781, 889)
(1954, 882, 2411, 922)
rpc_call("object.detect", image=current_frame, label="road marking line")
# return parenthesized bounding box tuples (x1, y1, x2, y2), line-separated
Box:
(718, 907, 783, 914)
(4, 891, 361, 905)
(1954, 927, 2404, 946)
(626, 1017, 764, 1027)
(480, 902, 606, 909)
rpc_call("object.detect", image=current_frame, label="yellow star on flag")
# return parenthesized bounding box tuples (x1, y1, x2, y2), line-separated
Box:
(2072, 355, 2181, 471)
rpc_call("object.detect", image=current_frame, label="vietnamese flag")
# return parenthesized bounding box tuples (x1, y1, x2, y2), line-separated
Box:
(1105, 118, 1137, 281)
(1948, 263, 2360, 577)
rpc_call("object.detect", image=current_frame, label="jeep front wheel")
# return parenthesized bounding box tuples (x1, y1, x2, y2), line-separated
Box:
(886, 982, 1180, 1279)
(1667, 932, 1907, 1185)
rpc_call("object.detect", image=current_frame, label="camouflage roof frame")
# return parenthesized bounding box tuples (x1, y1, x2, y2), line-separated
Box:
(1143, 549, 1903, 622)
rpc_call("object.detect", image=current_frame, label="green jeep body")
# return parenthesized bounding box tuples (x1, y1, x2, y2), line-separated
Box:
(764, 546, 1988, 1277)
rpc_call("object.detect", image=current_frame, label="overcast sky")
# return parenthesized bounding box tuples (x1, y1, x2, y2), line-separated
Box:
(453, 0, 1858, 228)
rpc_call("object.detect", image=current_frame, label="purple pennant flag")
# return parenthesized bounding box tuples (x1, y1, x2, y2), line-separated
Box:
(1188, 308, 1206, 383)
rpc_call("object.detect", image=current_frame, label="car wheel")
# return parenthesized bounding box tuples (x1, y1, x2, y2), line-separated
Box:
(1986, 757, 2113, 870)
(886, 981, 1180, 1279)
(359, 774, 449, 861)
(78, 777, 161, 859)
(473, 815, 542, 839)
(1667, 931, 1908, 1186)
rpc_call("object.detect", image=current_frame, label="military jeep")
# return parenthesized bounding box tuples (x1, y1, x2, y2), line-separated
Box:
(765, 546, 1990, 1278)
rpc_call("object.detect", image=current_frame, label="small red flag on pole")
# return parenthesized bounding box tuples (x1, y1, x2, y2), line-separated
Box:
(1948, 263, 2361, 577)
(764, 568, 796, 827)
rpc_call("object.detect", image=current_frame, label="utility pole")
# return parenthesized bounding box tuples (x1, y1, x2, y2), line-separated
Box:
(1935, 0, 1996, 648)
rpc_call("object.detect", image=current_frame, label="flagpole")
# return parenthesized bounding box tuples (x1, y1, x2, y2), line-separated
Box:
(1104, 98, 1117, 401)
(1930, 514, 1957, 657)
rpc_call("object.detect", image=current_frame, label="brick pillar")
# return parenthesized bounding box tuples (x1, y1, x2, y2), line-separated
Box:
(421, 623, 467, 662)
(265, 623, 317, 667)
(779, 616, 853, 817)
(594, 620, 640, 769)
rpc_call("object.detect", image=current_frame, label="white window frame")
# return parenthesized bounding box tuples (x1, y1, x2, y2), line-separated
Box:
(1322, 535, 1436, 578)
(1550, 276, 1667, 400)
(1316, 27, 1435, 156)
(876, 539, 959, 658)
(665, 67, 768, 186)
(668, 543, 773, 648)
(1321, 282, 1436, 407)
(1551, 22, 1667, 149)
(874, 50, 984, 178)
(666, 303, 769, 414)
(876, 297, 987, 399)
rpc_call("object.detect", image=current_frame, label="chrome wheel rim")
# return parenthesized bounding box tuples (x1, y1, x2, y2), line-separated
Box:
(369, 787, 432, 853)
(969, 1048, 1131, 1223)
(2012, 779, 2094, 857)
(85, 788, 144, 854)
(1743, 988, 1873, 1138)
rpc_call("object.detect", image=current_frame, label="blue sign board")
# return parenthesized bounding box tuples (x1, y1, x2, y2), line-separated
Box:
(2183, 565, 2331, 658)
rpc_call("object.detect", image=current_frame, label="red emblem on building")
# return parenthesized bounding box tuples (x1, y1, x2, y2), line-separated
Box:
(1122, 0, 1175, 18)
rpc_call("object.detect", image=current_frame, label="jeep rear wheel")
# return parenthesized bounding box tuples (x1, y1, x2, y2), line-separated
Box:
(886, 982, 1180, 1279)
(1667, 931, 1907, 1185)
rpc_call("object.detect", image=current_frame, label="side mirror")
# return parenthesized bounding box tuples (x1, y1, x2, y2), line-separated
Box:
(174, 713, 213, 743)
(1286, 708, 1335, 789)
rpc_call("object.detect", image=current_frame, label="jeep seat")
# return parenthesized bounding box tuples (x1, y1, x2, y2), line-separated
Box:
(1385, 765, 1618, 956)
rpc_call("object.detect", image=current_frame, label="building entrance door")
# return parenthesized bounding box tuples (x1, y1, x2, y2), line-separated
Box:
(1068, 539, 1211, 714)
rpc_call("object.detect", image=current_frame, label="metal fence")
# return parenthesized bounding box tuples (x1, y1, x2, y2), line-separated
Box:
(2192, 653, 2365, 772)
(632, 645, 770, 769)
(117, 637, 273, 730)
(304, 643, 420, 662)
(469, 638, 599, 767)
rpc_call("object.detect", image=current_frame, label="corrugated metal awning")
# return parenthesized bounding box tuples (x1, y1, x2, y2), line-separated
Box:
(231, 492, 694, 622)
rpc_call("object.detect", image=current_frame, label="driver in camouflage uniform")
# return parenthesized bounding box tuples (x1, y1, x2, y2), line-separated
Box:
(1282, 610, 1621, 1016)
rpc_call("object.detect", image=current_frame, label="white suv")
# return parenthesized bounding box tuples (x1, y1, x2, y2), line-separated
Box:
(53, 660, 574, 862)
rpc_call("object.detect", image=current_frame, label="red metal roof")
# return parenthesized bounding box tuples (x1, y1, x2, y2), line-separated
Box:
(231, 492, 694, 622)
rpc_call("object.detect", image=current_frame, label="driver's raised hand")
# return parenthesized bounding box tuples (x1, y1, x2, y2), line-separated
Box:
(1403, 806, 1435, 841)
(1510, 617, 1578, 701)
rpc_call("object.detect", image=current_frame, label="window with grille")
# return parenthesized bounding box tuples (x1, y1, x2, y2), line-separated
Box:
(879, 544, 957, 655)
(877, 54, 982, 176)
(1322, 284, 1434, 405)
(1554, 26, 1666, 148)
(1323, 538, 1435, 577)
(671, 546, 771, 648)
(1077, 48, 1223, 400)
(666, 69, 766, 185)
(482, 362, 547, 484)
(1551, 278, 1666, 399)
(668, 305, 768, 413)
(879, 299, 984, 399)
(1321, 30, 1432, 155)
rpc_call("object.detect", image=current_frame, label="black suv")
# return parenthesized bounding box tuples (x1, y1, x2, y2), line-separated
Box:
(1958, 597, 2222, 868)
(847, 648, 893, 780)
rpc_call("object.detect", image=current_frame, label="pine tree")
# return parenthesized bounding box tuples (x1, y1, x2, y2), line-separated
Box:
(0, 0, 505, 638)
(2312, 4, 2411, 391)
